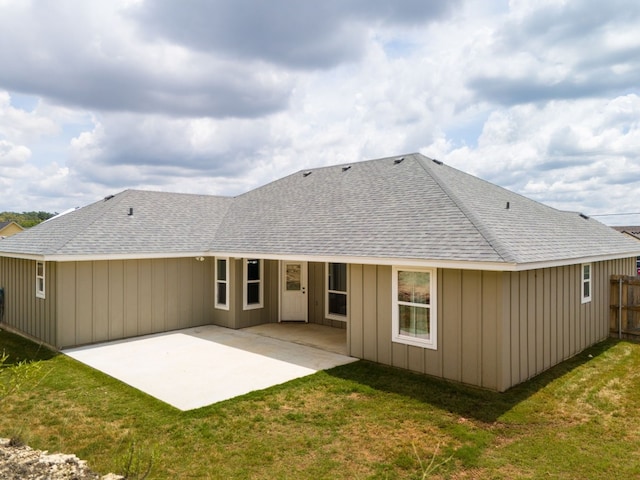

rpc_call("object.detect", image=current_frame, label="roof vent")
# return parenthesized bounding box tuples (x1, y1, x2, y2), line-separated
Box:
(342, 166, 351, 172)
(302, 171, 312, 177)
(506, 201, 510, 210)
(128, 207, 134, 216)
(579, 213, 589, 220)
(394, 157, 405, 165)
(432, 159, 443, 165)
(104, 195, 114, 201)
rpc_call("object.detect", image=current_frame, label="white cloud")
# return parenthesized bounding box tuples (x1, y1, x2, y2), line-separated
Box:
(0, 92, 59, 143)
(1, 0, 640, 226)
(0, 140, 30, 167)
(439, 94, 640, 216)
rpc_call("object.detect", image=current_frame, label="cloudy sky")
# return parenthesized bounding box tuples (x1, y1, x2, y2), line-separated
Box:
(1, 0, 639, 225)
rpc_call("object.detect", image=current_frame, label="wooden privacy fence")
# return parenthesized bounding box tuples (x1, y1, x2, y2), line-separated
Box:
(610, 275, 640, 339)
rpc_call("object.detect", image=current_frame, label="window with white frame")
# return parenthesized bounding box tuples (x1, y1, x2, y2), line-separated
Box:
(582, 263, 592, 303)
(215, 258, 229, 310)
(392, 266, 437, 349)
(36, 261, 45, 299)
(244, 259, 263, 309)
(326, 263, 348, 320)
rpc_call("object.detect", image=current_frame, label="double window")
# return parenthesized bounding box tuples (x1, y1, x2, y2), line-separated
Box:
(244, 259, 263, 309)
(392, 266, 436, 349)
(36, 261, 45, 299)
(582, 263, 592, 303)
(215, 258, 229, 310)
(326, 263, 348, 320)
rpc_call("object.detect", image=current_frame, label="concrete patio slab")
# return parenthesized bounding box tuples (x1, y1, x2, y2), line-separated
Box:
(63, 325, 357, 411)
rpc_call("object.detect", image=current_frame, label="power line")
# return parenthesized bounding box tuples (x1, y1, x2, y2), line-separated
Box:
(590, 212, 640, 217)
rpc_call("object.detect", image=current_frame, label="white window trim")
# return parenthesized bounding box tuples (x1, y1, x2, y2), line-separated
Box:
(36, 261, 45, 299)
(392, 266, 437, 350)
(581, 263, 592, 304)
(243, 258, 264, 310)
(215, 257, 229, 310)
(326, 262, 348, 321)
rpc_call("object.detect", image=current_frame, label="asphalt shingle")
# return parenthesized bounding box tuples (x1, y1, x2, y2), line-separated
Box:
(1, 153, 639, 267)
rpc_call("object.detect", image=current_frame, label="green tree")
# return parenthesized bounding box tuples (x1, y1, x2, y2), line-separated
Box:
(0, 211, 56, 228)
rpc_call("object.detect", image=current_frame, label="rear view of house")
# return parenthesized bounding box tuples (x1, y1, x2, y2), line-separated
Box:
(1, 153, 639, 391)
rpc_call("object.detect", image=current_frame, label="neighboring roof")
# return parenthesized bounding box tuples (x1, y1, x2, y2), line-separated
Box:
(1, 153, 639, 269)
(0, 221, 23, 231)
(612, 226, 640, 241)
(0, 221, 24, 239)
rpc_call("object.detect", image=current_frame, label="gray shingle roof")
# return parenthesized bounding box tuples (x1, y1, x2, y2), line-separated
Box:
(213, 154, 502, 261)
(0, 190, 231, 256)
(1, 153, 639, 267)
(212, 153, 640, 264)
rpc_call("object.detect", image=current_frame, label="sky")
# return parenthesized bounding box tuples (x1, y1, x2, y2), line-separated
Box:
(1, 0, 640, 226)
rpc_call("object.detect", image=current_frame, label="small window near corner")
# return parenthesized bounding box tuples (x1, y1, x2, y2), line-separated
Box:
(581, 263, 592, 303)
(215, 258, 229, 310)
(36, 261, 45, 299)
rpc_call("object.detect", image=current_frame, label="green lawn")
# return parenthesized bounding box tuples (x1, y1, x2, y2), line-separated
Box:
(2, 329, 640, 479)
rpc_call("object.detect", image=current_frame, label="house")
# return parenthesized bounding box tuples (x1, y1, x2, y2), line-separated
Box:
(0, 221, 24, 239)
(612, 226, 640, 274)
(1, 153, 639, 392)
(612, 226, 640, 241)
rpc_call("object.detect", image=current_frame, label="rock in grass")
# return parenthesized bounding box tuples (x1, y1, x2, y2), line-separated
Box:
(0, 438, 124, 480)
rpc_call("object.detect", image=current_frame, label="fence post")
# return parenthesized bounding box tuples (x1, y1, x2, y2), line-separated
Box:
(619, 277, 623, 339)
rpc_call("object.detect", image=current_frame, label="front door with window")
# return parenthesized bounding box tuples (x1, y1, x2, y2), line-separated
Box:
(280, 261, 308, 321)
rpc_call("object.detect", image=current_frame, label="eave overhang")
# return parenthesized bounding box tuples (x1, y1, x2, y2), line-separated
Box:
(1, 248, 636, 273)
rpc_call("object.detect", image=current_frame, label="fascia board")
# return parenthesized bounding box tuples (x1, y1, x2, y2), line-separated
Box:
(0, 252, 45, 261)
(512, 250, 640, 271)
(208, 251, 515, 271)
(42, 251, 211, 262)
(9, 250, 639, 273)
(210, 250, 640, 271)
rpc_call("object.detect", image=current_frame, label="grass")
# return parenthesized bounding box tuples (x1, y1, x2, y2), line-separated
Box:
(2, 329, 640, 479)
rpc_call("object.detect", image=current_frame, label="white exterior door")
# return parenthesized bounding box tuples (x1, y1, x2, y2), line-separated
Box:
(280, 261, 308, 322)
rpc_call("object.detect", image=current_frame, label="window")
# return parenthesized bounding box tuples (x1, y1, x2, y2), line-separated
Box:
(244, 259, 263, 309)
(36, 261, 45, 299)
(215, 258, 229, 310)
(392, 266, 436, 349)
(326, 263, 348, 320)
(582, 263, 592, 303)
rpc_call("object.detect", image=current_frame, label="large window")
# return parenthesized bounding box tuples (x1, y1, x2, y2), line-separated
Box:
(392, 267, 436, 349)
(326, 263, 348, 320)
(582, 263, 592, 303)
(215, 258, 229, 310)
(36, 261, 45, 299)
(244, 259, 263, 309)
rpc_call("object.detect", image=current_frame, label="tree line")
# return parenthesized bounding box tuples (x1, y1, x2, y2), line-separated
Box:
(0, 211, 56, 228)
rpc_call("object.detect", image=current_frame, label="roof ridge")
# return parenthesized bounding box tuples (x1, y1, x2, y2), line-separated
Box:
(126, 189, 231, 200)
(413, 153, 510, 263)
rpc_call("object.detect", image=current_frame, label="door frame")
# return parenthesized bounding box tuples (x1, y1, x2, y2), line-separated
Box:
(278, 260, 308, 322)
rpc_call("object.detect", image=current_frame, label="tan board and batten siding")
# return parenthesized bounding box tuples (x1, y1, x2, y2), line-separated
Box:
(347, 258, 636, 392)
(0, 257, 57, 346)
(2, 255, 635, 391)
(56, 258, 216, 348)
